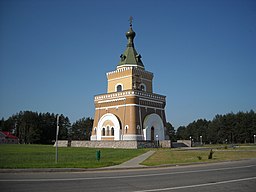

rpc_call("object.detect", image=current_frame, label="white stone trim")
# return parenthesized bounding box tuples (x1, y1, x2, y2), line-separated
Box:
(95, 103, 165, 111)
(106, 67, 133, 76)
(139, 98, 163, 104)
(139, 83, 147, 91)
(95, 90, 165, 102)
(92, 113, 121, 141)
(98, 97, 126, 104)
(116, 64, 144, 69)
(142, 78, 152, 82)
(101, 136, 114, 138)
(106, 66, 153, 76)
(90, 135, 97, 140)
(95, 91, 135, 100)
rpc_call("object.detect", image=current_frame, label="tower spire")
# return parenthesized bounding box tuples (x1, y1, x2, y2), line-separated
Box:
(117, 17, 144, 69)
(129, 16, 133, 27)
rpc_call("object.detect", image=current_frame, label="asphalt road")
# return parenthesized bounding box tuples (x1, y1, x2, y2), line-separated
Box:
(1, 159, 256, 192)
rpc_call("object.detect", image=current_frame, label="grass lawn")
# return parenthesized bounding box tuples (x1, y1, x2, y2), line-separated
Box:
(0, 144, 147, 169)
(1, 144, 256, 169)
(142, 147, 256, 166)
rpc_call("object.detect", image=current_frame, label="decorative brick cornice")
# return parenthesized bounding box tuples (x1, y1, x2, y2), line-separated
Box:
(94, 90, 166, 102)
(106, 66, 153, 77)
(106, 67, 132, 76)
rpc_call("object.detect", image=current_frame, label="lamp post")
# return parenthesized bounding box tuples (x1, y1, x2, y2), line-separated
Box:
(189, 136, 192, 147)
(200, 135, 203, 145)
(254, 135, 256, 144)
(55, 115, 59, 163)
(156, 134, 159, 148)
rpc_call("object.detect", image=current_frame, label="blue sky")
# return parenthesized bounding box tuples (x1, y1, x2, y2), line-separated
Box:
(0, 0, 255, 128)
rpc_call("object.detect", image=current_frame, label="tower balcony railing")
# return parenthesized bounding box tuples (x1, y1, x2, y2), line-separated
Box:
(94, 90, 166, 102)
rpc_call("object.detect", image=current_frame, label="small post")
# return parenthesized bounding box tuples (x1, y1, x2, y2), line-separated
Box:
(55, 115, 59, 163)
(254, 135, 256, 144)
(96, 150, 101, 161)
(200, 135, 203, 145)
(156, 134, 159, 148)
(189, 136, 192, 147)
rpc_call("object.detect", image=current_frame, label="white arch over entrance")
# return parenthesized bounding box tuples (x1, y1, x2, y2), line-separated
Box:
(143, 113, 164, 141)
(96, 113, 121, 140)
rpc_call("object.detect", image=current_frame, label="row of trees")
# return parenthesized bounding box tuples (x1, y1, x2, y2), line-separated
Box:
(1, 110, 255, 144)
(0, 111, 93, 144)
(173, 110, 256, 144)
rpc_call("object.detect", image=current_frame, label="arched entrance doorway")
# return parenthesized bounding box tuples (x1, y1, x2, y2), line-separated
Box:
(96, 113, 121, 140)
(143, 113, 164, 141)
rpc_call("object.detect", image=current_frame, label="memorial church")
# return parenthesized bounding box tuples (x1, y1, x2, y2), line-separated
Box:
(91, 19, 168, 142)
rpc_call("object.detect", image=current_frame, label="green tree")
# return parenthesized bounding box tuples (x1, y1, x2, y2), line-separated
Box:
(0, 118, 5, 131)
(71, 117, 93, 140)
(58, 115, 70, 140)
(2, 111, 69, 144)
(166, 122, 176, 141)
(176, 126, 187, 140)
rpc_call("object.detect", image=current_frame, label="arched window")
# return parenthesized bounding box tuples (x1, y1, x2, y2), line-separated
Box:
(137, 125, 141, 134)
(111, 127, 114, 136)
(94, 128, 97, 134)
(125, 125, 129, 134)
(102, 128, 105, 136)
(116, 84, 123, 92)
(140, 83, 146, 91)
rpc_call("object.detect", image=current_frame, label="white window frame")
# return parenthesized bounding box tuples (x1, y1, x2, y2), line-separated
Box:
(140, 83, 146, 91)
(115, 83, 123, 92)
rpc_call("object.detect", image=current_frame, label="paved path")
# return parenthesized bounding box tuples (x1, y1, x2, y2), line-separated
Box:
(109, 150, 155, 168)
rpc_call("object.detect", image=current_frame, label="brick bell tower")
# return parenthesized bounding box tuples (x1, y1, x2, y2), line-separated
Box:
(91, 18, 167, 141)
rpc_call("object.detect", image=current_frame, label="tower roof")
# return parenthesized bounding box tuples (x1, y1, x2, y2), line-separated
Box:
(117, 18, 144, 69)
